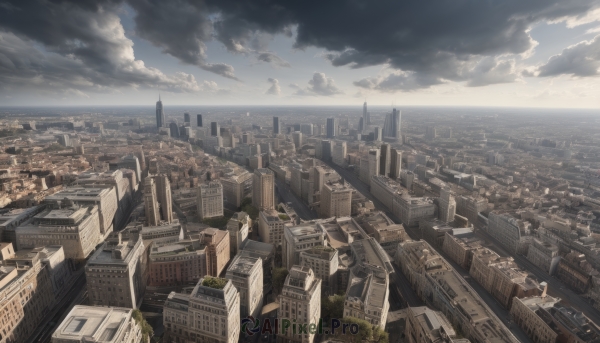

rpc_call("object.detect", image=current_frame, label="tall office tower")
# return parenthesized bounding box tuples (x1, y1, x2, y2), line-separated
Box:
(278, 266, 321, 343)
(326, 117, 338, 138)
(169, 121, 180, 138)
(210, 122, 220, 137)
(374, 126, 382, 142)
(332, 141, 347, 167)
(156, 95, 165, 128)
(196, 114, 203, 127)
(183, 112, 190, 125)
(273, 116, 280, 134)
(358, 117, 364, 133)
(359, 149, 380, 185)
(390, 148, 402, 179)
(380, 143, 391, 176)
(253, 169, 275, 211)
(438, 187, 456, 223)
(321, 140, 333, 161)
(363, 101, 368, 129)
(300, 123, 314, 136)
(383, 109, 401, 141)
(292, 131, 303, 150)
(155, 175, 173, 223)
(144, 177, 160, 226)
(425, 125, 436, 140)
(198, 181, 224, 219)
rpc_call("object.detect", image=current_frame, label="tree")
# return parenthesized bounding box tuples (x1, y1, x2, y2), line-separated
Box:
(202, 277, 227, 289)
(338, 317, 388, 343)
(132, 309, 154, 342)
(322, 294, 345, 322)
(272, 267, 289, 295)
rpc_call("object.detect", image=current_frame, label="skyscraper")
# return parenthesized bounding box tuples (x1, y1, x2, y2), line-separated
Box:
(183, 112, 190, 124)
(197, 114, 203, 127)
(156, 95, 165, 128)
(326, 117, 338, 138)
(155, 175, 173, 223)
(380, 143, 391, 176)
(383, 108, 401, 141)
(169, 121, 180, 138)
(273, 116, 280, 134)
(439, 187, 456, 223)
(363, 101, 369, 130)
(211, 122, 220, 137)
(358, 117, 364, 133)
(390, 148, 402, 179)
(252, 169, 275, 211)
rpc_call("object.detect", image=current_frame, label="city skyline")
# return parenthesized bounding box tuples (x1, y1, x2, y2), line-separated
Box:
(1, 1, 600, 108)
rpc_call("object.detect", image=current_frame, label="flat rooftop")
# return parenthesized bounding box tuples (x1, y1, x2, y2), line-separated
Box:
(52, 305, 132, 342)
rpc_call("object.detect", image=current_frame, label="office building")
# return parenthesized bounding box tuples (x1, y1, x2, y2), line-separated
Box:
(154, 175, 173, 223)
(144, 177, 160, 226)
(320, 182, 352, 218)
(45, 186, 118, 239)
(16, 204, 103, 259)
(197, 114, 203, 127)
(526, 239, 560, 275)
(211, 122, 220, 137)
(383, 108, 401, 142)
(156, 95, 165, 128)
(373, 126, 382, 142)
(184, 112, 190, 124)
(278, 266, 321, 343)
(0, 259, 54, 343)
(326, 117, 338, 138)
(225, 254, 263, 319)
(258, 209, 292, 246)
(390, 148, 402, 179)
(380, 143, 391, 177)
(292, 131, 303, 149)
(197, 181, 224, 219)
(300, 245, 338, 296)
(332, 141, 347, 166)
(300, 123, 314, 136)
(359, 149, 380, 185)
(0, 205, 47, 246)
(221, 168, 252, 208)
(202, 228, 230, 277)
(227, 212, 250, 256)
(86, 236, 145, 309)
(273, 116, 280, 134)
(163, 277, 240, 343)
(486, 212, 531, 255)
(405, 306, 467, 343)
(148, 238, 207, 287)
(283, 222, 325, 270)
(510, 295, 560, 343)
(252, 169, 275, 211)
(321, 140, 333, 161)
(438, 187, 456, 223)
(425, 126, 436, 140)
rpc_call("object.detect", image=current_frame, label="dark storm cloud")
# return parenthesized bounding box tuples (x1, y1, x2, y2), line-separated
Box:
(538, 35, 600, 77)
(0, 0, 200, 93)
(257, 52, 291, 68)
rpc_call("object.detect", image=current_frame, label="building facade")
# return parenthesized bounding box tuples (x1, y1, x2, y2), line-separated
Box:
(278, 266, 321, 343)
(320, 182, 352, 218)
(253, 169, 275, 211)
(198, 181, 224, 219)
(225, 254, 263, 319)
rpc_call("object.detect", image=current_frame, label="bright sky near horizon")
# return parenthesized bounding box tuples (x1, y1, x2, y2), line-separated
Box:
(1, 1, 600, 108)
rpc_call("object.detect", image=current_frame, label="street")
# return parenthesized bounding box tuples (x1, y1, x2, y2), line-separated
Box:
(274, 178, 318, 220)
(321, 158, 533, 343)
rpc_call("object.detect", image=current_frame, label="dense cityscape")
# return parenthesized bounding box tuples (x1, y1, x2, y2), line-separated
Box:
(0, 101, 599, 343)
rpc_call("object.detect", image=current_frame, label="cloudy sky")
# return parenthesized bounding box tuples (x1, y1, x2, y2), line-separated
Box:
(1, 0, 600, 108)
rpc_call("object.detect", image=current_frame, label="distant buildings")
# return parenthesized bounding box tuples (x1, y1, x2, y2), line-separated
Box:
(227, 212, 250, 256)
(258, 209, 292, 246)
(197, 181, 224, 219)
(252, 169, 275, 211)
(326, 117, 338, 138)
(197, 114, 203, 127)
(51, 305, 143, 343)
(144, 175, 173, 226)
(383, 108, 401, 142)
(438, 188, 456, 223)
(163, 277, 240, 343)
(211, 122, 220, 137)
(273, 116, 280, 134)
(156, 95, 165, 128)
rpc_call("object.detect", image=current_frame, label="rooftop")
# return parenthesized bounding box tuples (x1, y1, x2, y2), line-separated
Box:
(51, 305, 134, 342)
